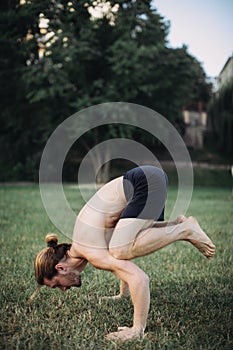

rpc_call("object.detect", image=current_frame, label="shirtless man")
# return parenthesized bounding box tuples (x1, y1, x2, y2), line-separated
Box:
(34, 166, 215, 341)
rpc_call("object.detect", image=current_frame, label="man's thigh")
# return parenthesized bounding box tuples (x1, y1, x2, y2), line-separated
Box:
(109, 218, 154, 249)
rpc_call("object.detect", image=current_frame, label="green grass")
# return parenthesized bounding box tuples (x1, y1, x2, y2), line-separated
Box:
(0, 185, 232, 350)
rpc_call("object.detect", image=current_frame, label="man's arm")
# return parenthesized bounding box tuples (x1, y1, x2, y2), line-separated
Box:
(84, 248, 150, 340)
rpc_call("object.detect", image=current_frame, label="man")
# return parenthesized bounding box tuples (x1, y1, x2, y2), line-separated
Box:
(34, 166, 215, 341)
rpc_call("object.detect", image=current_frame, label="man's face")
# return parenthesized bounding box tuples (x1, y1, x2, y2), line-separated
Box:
(44, 268, 81, 291)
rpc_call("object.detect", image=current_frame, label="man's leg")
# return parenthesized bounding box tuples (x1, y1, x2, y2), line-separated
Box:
(109, 216, 215, 260)
(152, 214, 187, 227)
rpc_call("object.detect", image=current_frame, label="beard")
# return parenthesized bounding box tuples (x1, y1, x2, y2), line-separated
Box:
(65, 271, 82, 288)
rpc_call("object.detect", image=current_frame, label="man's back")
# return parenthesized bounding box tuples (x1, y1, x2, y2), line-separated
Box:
(72, 176, 126, 249)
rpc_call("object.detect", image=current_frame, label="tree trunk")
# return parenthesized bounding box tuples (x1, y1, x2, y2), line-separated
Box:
(96, 160, 110, 184)
(80, 139, 111, 184)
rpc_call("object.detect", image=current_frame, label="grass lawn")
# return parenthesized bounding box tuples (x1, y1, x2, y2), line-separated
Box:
(0, 184, 232, 349)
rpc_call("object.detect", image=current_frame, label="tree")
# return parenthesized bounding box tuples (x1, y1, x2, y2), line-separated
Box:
(105, 1, 211, 148)
(208, 82, 233, 154)
(0, 0, 42, 180)
(0, 0, 212, 181)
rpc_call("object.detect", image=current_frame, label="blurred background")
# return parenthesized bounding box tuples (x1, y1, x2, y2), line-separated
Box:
(0, 0, 232, 185)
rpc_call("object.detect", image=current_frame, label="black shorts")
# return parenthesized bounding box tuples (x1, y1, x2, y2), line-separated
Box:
(120, 166, 168, 221)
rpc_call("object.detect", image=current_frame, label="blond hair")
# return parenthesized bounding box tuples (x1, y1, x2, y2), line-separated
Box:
(34, 234, 71, 285)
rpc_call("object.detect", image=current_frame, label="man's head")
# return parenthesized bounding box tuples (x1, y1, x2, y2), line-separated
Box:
(34, 234, 82, 291)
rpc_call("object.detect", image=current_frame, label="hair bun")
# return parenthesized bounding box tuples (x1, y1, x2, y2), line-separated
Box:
(45, 233, 58, 248)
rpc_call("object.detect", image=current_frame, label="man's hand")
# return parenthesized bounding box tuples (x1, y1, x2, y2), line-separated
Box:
(101, 294, 123, 301)
(106, 326, 144, 341)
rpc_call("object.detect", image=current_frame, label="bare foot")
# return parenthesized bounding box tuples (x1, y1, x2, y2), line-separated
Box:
(185, 216, 215, 259)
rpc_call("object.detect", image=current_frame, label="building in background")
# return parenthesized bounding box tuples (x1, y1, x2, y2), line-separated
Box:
(183, 54, 233, 149)
(183, 102, 207, 150)
(217, 54, 233, 90)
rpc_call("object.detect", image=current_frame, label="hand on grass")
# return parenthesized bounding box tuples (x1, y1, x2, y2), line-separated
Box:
(106, 326, 144, 341)
(101, 294, 123, 301)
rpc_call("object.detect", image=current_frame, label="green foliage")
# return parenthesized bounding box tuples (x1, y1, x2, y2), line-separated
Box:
(0, 185, 232, 349)
(207, 82, 233, 154)
(0, 0, 212, 181)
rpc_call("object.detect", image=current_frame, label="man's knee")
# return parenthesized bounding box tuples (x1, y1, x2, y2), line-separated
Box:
(109, 246, 131, 260)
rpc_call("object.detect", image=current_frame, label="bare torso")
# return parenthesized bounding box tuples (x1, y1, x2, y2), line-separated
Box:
(72, 176, 127, 250)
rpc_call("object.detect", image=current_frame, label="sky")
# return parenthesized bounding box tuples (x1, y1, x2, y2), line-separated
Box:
(152, 0, 233, 77)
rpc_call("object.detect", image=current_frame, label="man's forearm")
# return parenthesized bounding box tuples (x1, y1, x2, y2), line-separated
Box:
(128, 274, 150, 332)
(87, 250, 150, 338)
